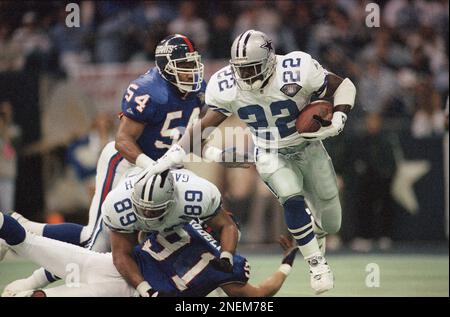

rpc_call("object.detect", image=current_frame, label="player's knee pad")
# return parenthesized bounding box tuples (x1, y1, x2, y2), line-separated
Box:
(258, 167, 303, 205)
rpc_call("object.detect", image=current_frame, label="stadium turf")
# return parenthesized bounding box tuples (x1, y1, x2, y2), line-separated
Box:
(0, 253, 448, 297)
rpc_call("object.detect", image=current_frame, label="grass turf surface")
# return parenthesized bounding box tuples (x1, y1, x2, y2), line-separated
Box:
(0, 253, 448, 297)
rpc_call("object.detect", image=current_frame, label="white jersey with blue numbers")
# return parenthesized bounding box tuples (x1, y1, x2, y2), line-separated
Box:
(102, 169, 222, 234)
(206, 51, 328, 149)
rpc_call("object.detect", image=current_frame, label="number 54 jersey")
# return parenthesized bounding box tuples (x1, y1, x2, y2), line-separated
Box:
(121, 67, 206, 161)
(206, 51, 328, 150)
(102, 169, 222, 234)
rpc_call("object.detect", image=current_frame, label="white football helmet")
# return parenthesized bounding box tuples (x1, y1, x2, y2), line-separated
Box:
(131, 170, 175, 227)
(230, 30, 276, 90)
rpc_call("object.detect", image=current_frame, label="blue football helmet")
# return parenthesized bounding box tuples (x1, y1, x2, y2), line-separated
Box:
(155, 34, 204, 93)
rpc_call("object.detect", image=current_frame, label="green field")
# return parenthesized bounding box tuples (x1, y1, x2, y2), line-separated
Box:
(0, 253, 448, 297)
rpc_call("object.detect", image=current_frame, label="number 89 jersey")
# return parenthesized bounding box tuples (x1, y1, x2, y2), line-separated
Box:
(206, 51, 328, 150)
(102, 169, 222, 234)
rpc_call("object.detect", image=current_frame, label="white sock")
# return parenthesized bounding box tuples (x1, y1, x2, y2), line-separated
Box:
(298, 237, 322, 260)
(30, 268, 52, 288)
(11, 213, 45, 236)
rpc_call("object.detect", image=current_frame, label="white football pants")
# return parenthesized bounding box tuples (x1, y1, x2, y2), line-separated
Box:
(9, 232, 136, 296)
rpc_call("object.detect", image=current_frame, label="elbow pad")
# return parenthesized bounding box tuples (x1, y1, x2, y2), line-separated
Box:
(333, 78, 356, 109)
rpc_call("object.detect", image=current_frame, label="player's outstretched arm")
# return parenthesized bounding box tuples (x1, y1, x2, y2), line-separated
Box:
(115, 116, 154, 169)
(221, 235, 298, 297)
(146, 109, 228, 175)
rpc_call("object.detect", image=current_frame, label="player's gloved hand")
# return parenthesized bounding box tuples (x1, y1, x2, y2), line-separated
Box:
(145, 144, 186, 175)
(209, 251, 234, 273)
(299, 111, 347, 141)
(278, 235, 298, 266)
(277, 235, 298, 277)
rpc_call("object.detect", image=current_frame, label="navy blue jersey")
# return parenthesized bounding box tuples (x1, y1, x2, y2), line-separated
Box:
(121, 67, 206, 161)
(133, 220, 250, 297)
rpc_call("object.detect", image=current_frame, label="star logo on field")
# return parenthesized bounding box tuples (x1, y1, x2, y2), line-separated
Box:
(260, 40, 273, 52)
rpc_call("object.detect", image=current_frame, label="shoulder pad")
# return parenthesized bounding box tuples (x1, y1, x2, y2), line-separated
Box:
(275, 52, 316, 97)
(206, 65, 237, 106)
(133, 68, 169, 105)
(101, 187, 136, 233)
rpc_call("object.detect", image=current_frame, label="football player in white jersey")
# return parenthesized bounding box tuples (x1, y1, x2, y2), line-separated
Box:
(3, 167, 239, 296)
(0, 212, 299, 297)
(143, 30, 356, 295)
(100, 168, 239, 296)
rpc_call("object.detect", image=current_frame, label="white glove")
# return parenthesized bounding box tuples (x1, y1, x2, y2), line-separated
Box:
(299, 111, 347, 141)
(144, 144, 186, 175)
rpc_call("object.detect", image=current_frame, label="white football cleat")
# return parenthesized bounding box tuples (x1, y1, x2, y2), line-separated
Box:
(307, 255, 334, 295)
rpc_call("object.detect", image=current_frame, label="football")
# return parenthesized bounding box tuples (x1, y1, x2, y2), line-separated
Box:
(296, 100, 333, 134)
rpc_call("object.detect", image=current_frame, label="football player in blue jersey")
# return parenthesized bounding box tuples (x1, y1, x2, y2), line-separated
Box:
(0, 212, 298, 297)
(5, 34, 227, 292)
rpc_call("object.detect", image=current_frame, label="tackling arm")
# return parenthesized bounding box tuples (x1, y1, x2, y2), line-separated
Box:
(205, 208, 240, 273)
(206, 208, 239, 256)
(145, 108, 227, 175)
(110, 230, 153, 296)
(179, 108, 228, 154)
(221, 236, 298, 297)
(115, 116, 155, 169)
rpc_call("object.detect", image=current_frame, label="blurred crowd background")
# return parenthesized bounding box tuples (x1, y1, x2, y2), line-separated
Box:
(0, 0, 448, 252)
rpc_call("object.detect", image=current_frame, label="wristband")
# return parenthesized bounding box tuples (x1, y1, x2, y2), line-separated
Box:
(278, 264, 292, 276)
(136, 154, 155, 169)
(220, 251, 234, 266)
(136, 281, 152, 297)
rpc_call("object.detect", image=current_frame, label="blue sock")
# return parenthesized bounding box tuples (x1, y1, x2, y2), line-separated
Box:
(283, 196, 315, 246)
(44, 270, 59, 283)
(43, 223, 83, 245)
(0, 214, 26, 245)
